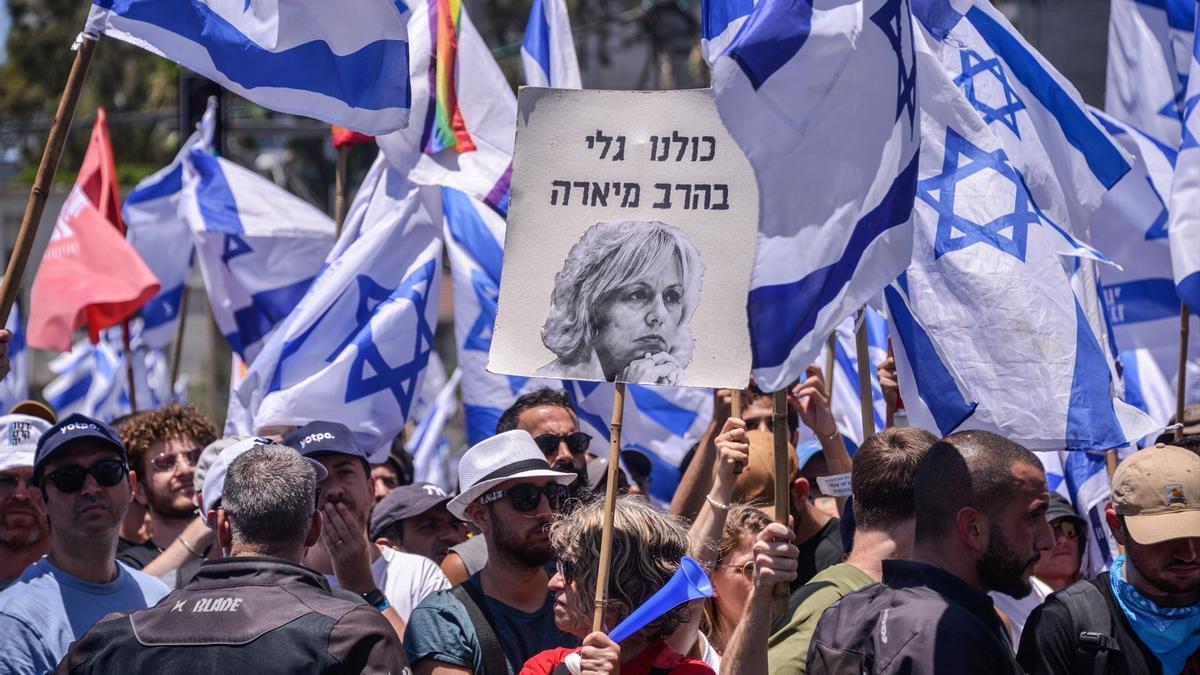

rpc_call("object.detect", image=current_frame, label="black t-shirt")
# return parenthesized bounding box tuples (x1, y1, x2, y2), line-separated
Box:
(793, 517, 844, 591)
(116, 537, 161, 571)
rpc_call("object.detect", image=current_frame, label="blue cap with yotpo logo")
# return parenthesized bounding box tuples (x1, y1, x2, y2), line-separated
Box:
(33, 413, 127, 481)
(285, 421, 371, 463)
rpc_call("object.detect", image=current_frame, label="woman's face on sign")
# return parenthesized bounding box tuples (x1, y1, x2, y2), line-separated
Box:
(592, 253, 685, 372)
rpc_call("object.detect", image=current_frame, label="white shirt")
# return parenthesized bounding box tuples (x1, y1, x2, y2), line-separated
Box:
(325, 547, 450, 621)
(991, 576, 1053, 649)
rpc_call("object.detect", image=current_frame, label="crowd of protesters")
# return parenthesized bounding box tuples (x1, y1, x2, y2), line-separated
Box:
(0, 358, 1196, 674)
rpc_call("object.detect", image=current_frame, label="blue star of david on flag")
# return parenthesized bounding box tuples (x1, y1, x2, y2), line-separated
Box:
(464, 269, 498, 353)
(918, 128, 1037, 261)
(222, 234, 253, 263)
(1181, 92, 1200, 150)
(328, 262, 437, 417)
(1144, 176, 1170, 240)
(954, 49, 1025, 138)
(871, 0, 917, 131)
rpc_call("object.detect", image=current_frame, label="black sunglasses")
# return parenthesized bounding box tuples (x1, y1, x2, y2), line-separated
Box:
(478, 482, 569, 512)
(533, 432, 592, 457)
(43, 459, 128, 494)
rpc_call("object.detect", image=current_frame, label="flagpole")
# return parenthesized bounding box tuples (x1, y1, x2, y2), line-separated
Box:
(854, 309, 875, 440)
(121, 321, 138, 411)
(169, 281, 190, 386)
(592, 381, 626, 633)
(730, 389, 743, 475)
(824, 333, 836, 397)
(771, 389, 791, 615)
(1177, 303, 1190, 441)
(0, 35, 99, 325)
(334, 145, 349, 239)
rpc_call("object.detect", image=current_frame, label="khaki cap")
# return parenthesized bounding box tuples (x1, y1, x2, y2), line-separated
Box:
(1111, 444, 1200, 544)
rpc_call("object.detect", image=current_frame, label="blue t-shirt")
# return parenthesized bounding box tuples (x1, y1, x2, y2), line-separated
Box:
(0, 558, 169, 674)
(404, 573, 579, 674)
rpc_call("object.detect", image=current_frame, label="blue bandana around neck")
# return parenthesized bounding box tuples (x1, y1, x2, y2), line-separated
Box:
(1108, 556, 1200, 675)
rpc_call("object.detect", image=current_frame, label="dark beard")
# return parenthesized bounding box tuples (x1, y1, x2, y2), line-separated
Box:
(145, 483, 196, 521)
(489, 507, 555, 568)
(976, 523, 1037, 598)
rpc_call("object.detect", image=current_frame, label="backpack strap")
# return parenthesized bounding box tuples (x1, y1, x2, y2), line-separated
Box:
(1057, 576, 1120, 675)
(451, 582, 507, 675)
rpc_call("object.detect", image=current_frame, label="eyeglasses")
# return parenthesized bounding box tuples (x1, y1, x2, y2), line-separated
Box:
(718, 560, 755, 581)
(149, 447, 203, 472)
(533, 432, 592, 457)
(478, 482, 570, 512)
(1052, 520, 1079, 540)
(43, 459, 128, 494)
(555, 558, 576, 583)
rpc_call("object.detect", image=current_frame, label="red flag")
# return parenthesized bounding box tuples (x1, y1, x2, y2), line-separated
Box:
(27, 111, 159, 351)
(331, 125, 374, 149)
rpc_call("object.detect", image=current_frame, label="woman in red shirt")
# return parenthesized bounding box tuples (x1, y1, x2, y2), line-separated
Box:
(521, 496, 714, 675)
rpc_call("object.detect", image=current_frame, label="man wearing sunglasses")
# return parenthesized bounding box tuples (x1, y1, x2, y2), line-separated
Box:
(0, 414, 52, 590)
(0, 413, 169, 673)
(405, 430, 580, 675)
(443, 389, 590, 585)
(114, 404, 217, 572)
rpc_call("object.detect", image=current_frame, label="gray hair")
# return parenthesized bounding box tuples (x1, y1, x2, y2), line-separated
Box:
(223, 445, 317, 551)
(541, 220, 704, 365)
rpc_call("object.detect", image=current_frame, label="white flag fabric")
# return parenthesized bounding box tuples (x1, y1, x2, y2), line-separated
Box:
(178, 134, 335, 365)
(376, 1, 515, 215)
(885, 20, 1159, 452)
(84, 0, 411, 135)
(563, 381, 712, 507)
(122, 101, 214, 350)
(234, 154, 443, 460)
(0, 306, 29, 413)
(1120, 347, 1178, 441)
(1105, 0, 1195, 146)
(408, 367, 461, 492)
(521, 0, 581, 89)
(1169, 9, 1200, 314)
(700, 0, 756, 66)
(712, 0, 920, 392)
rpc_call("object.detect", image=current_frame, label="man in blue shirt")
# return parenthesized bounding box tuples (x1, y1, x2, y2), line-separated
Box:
(0, 414, 169, 674)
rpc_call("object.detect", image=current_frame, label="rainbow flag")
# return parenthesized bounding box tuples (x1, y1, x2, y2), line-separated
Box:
(423, 0, 476, 154)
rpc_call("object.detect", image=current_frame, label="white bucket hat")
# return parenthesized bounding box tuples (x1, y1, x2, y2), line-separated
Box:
(447, 430, 576, 520)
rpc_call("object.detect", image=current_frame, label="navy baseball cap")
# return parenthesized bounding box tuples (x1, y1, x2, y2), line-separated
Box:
(369, 482, 452, 540)
(33, 413, 127, 481)
(285, 421, 370, 463)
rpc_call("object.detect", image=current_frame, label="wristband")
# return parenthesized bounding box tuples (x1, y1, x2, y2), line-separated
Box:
(362, 588, 390, 611)
(179, 537, 202, 558)
(705, 494, 730, 511)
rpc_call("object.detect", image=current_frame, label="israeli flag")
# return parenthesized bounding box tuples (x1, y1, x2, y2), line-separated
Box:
(1169, 8, 1200, 314)
(712, 0, 920, 392)
(84, 0, 411, 135)
(1088, 110, 1199, 353)
(377, 1, 515, 214)
(1105, 0, 1196, 146)
(819, 308, 888, 450)
(408, 368, 461, 492)
(886, 21, 1159, 452)
(0, 306, 29, 413)
(42, 337, 125, 422)
(179, 132, 336, 365)
(563, 381, 712, 507)
(1120, 347, 1177, 441)
(234, 154, 443, 460)
(1035, 450, 1117, 576)
(521, 0, 581, 89)
(701, 0, 757, 66)
(122, 101, 215, 350)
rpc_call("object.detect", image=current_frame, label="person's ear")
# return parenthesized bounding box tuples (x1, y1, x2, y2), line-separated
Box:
(466, 502, 489, 534)
(790, 475, 810, 505)
(304, 509, 322, 548)
(1104, 505, 1128, 547)
(374, 536, 397, 551)
(217, 509, 234, 550)
(128, 469, 145, 505)
(957, 507, 988, 553)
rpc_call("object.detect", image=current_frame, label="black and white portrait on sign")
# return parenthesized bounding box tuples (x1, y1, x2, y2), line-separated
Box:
(488, 88, 756, 390)
(535, 220, 704, 385)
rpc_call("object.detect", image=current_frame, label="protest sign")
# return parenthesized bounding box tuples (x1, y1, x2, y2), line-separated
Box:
(489, 88, 757, 389)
